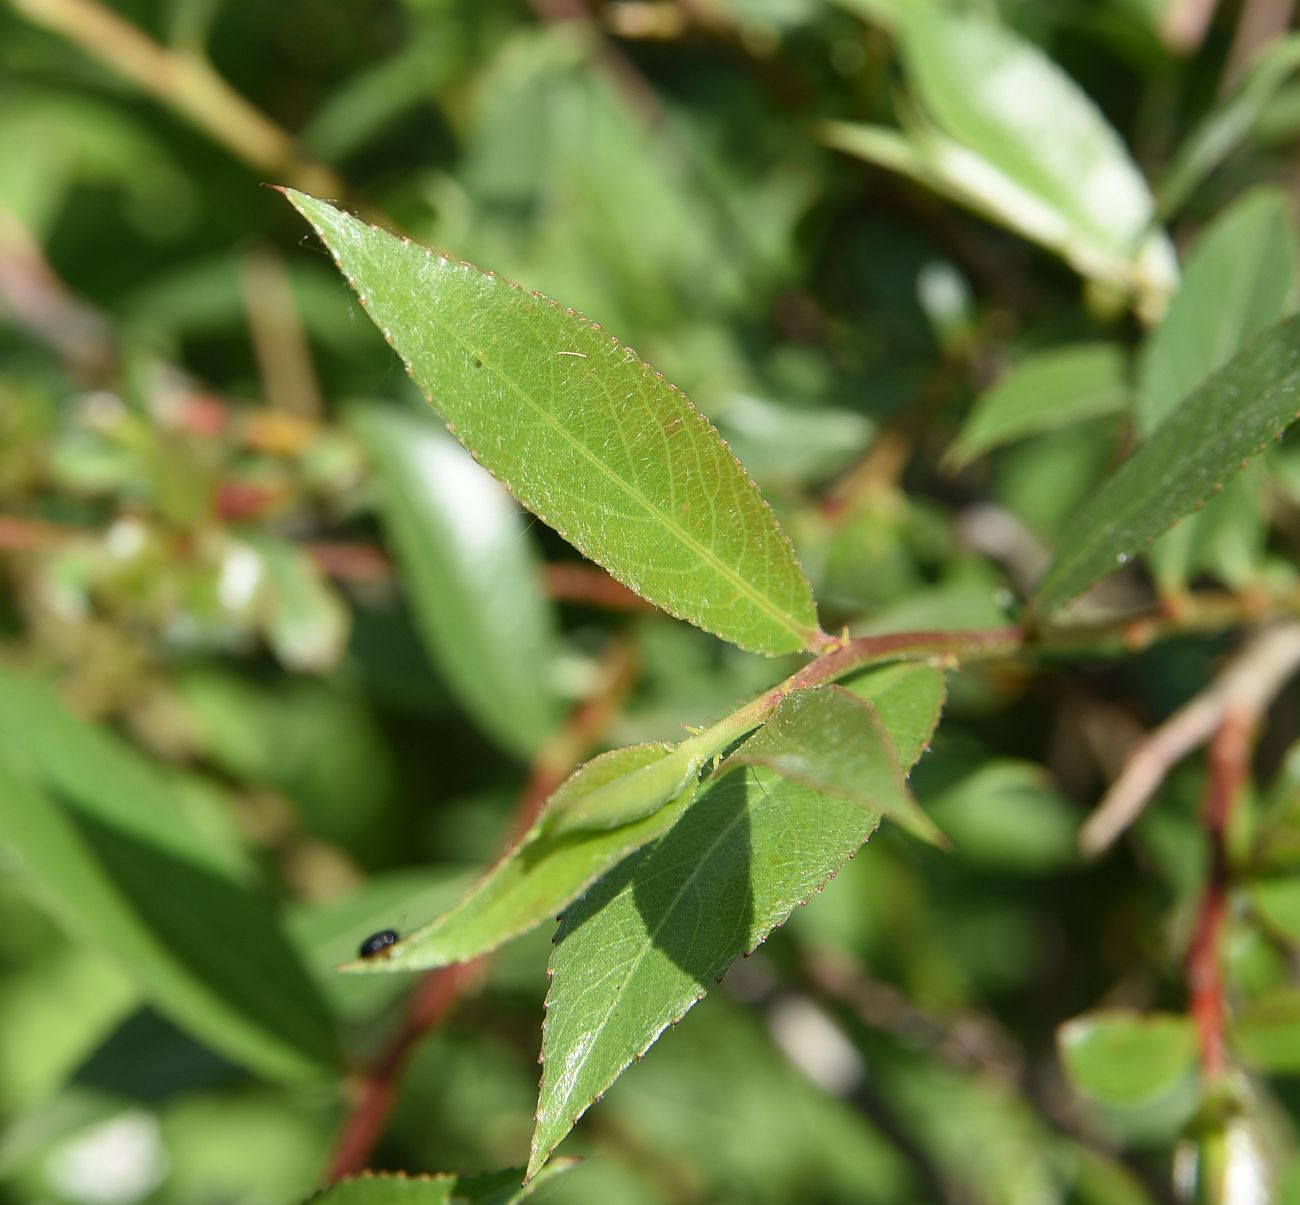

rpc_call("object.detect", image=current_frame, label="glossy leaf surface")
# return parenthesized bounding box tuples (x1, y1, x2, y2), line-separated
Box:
(353, 404, 561, 757)
(0, 670, 339, 1082)
(530, 664, 943, 1176)
(1033, 313, 1300, 614)
(284, 191, 821, 655)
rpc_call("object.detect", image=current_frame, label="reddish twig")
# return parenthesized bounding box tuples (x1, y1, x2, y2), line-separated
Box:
(323, 641, 637, 1182)
(1079, 624, 1300, 856)
(1187, 710, 1255, 1080)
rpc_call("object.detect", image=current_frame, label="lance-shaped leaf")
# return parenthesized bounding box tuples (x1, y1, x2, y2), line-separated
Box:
(946, 343, 1128, 469)
(306, 1160, 577, 1204)
(530, 664, 943, 1177)
(0, 670, 339, 1082)
(1139, 190, 1297, 594)
(283, 191, 821, 656)
(353, 404, 561, 757)
(342, 744, 701, 974)
(1033, 312, 1300, 615)
(728, 685, 947, 847)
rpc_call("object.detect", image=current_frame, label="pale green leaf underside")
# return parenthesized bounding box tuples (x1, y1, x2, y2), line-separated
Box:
(306, 1160, 576, 1204)
(0, 670, 338, 1082)
(352, 404, 561, 757)
(285, 191, 820, 656)
(1034, 312, 1300, 614)
(728, 685, 947, 846)
(947, 343, 1128, 468)
(344, 745, 699, 973)
(530, 664, 945, 1177)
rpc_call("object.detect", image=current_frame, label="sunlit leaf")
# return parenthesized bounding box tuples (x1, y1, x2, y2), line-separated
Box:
(0, 670, 339, 1082)
(353, 404, 562, 757)
(1033, 313, 1300, 614)
(529, 663, 943, 1176)
(283, 191, 822, 656)
(343, 745, 700, 974)
(828, 5, 1175, 314)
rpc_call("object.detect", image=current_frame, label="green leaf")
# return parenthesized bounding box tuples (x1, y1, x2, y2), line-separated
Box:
(946, 343, 1128, 468)
(306, 1161, 576, 1204)
(529, 665, 942, 1176)
(0, 669, 340, 1082)
(1058, 1010, 1199, 1108)
(840, 661, 946, 771)
(829, 7, 1174, 313)
(1249, 877, 1300, 946)
(1032, 312, 1300, 614)
(283, 190, 821, 656)
(344, 745, 700, 974)
(1232, 989, 1300, 1072)
(729, 685, 948, 846)
(1158, 35, 1300, 221)
(922, 760, 1077, 874)
(1140, 190, 1297, 593)
(353, 404, 561, 757)
(1138, 189, 1298, 437)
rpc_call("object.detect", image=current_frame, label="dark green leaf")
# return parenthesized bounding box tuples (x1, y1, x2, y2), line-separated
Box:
(0, 670, 339, 1082)
(353, 404, 561, 757)
(284, 191, 822, 656)
(1141, 190, 1296, 593)
(1033, 313, 1300, 614)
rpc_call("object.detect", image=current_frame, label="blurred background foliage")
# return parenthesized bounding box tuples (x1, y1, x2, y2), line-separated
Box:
(4, 0, 1300, 1201)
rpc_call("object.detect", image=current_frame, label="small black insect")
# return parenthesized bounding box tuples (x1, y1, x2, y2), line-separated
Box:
(358, 929, 399, 959)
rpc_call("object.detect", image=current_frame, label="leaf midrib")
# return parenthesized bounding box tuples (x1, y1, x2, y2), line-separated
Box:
(397, 271, 815, 650)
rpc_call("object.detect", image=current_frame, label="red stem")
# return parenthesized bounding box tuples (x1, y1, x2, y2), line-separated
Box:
(1187, 710, 1254, 1080)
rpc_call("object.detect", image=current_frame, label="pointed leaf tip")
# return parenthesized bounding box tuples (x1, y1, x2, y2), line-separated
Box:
(283, 191, 820, 655)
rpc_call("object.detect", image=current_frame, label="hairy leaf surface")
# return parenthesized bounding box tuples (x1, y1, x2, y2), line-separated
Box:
(285, 191, 821, 655)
